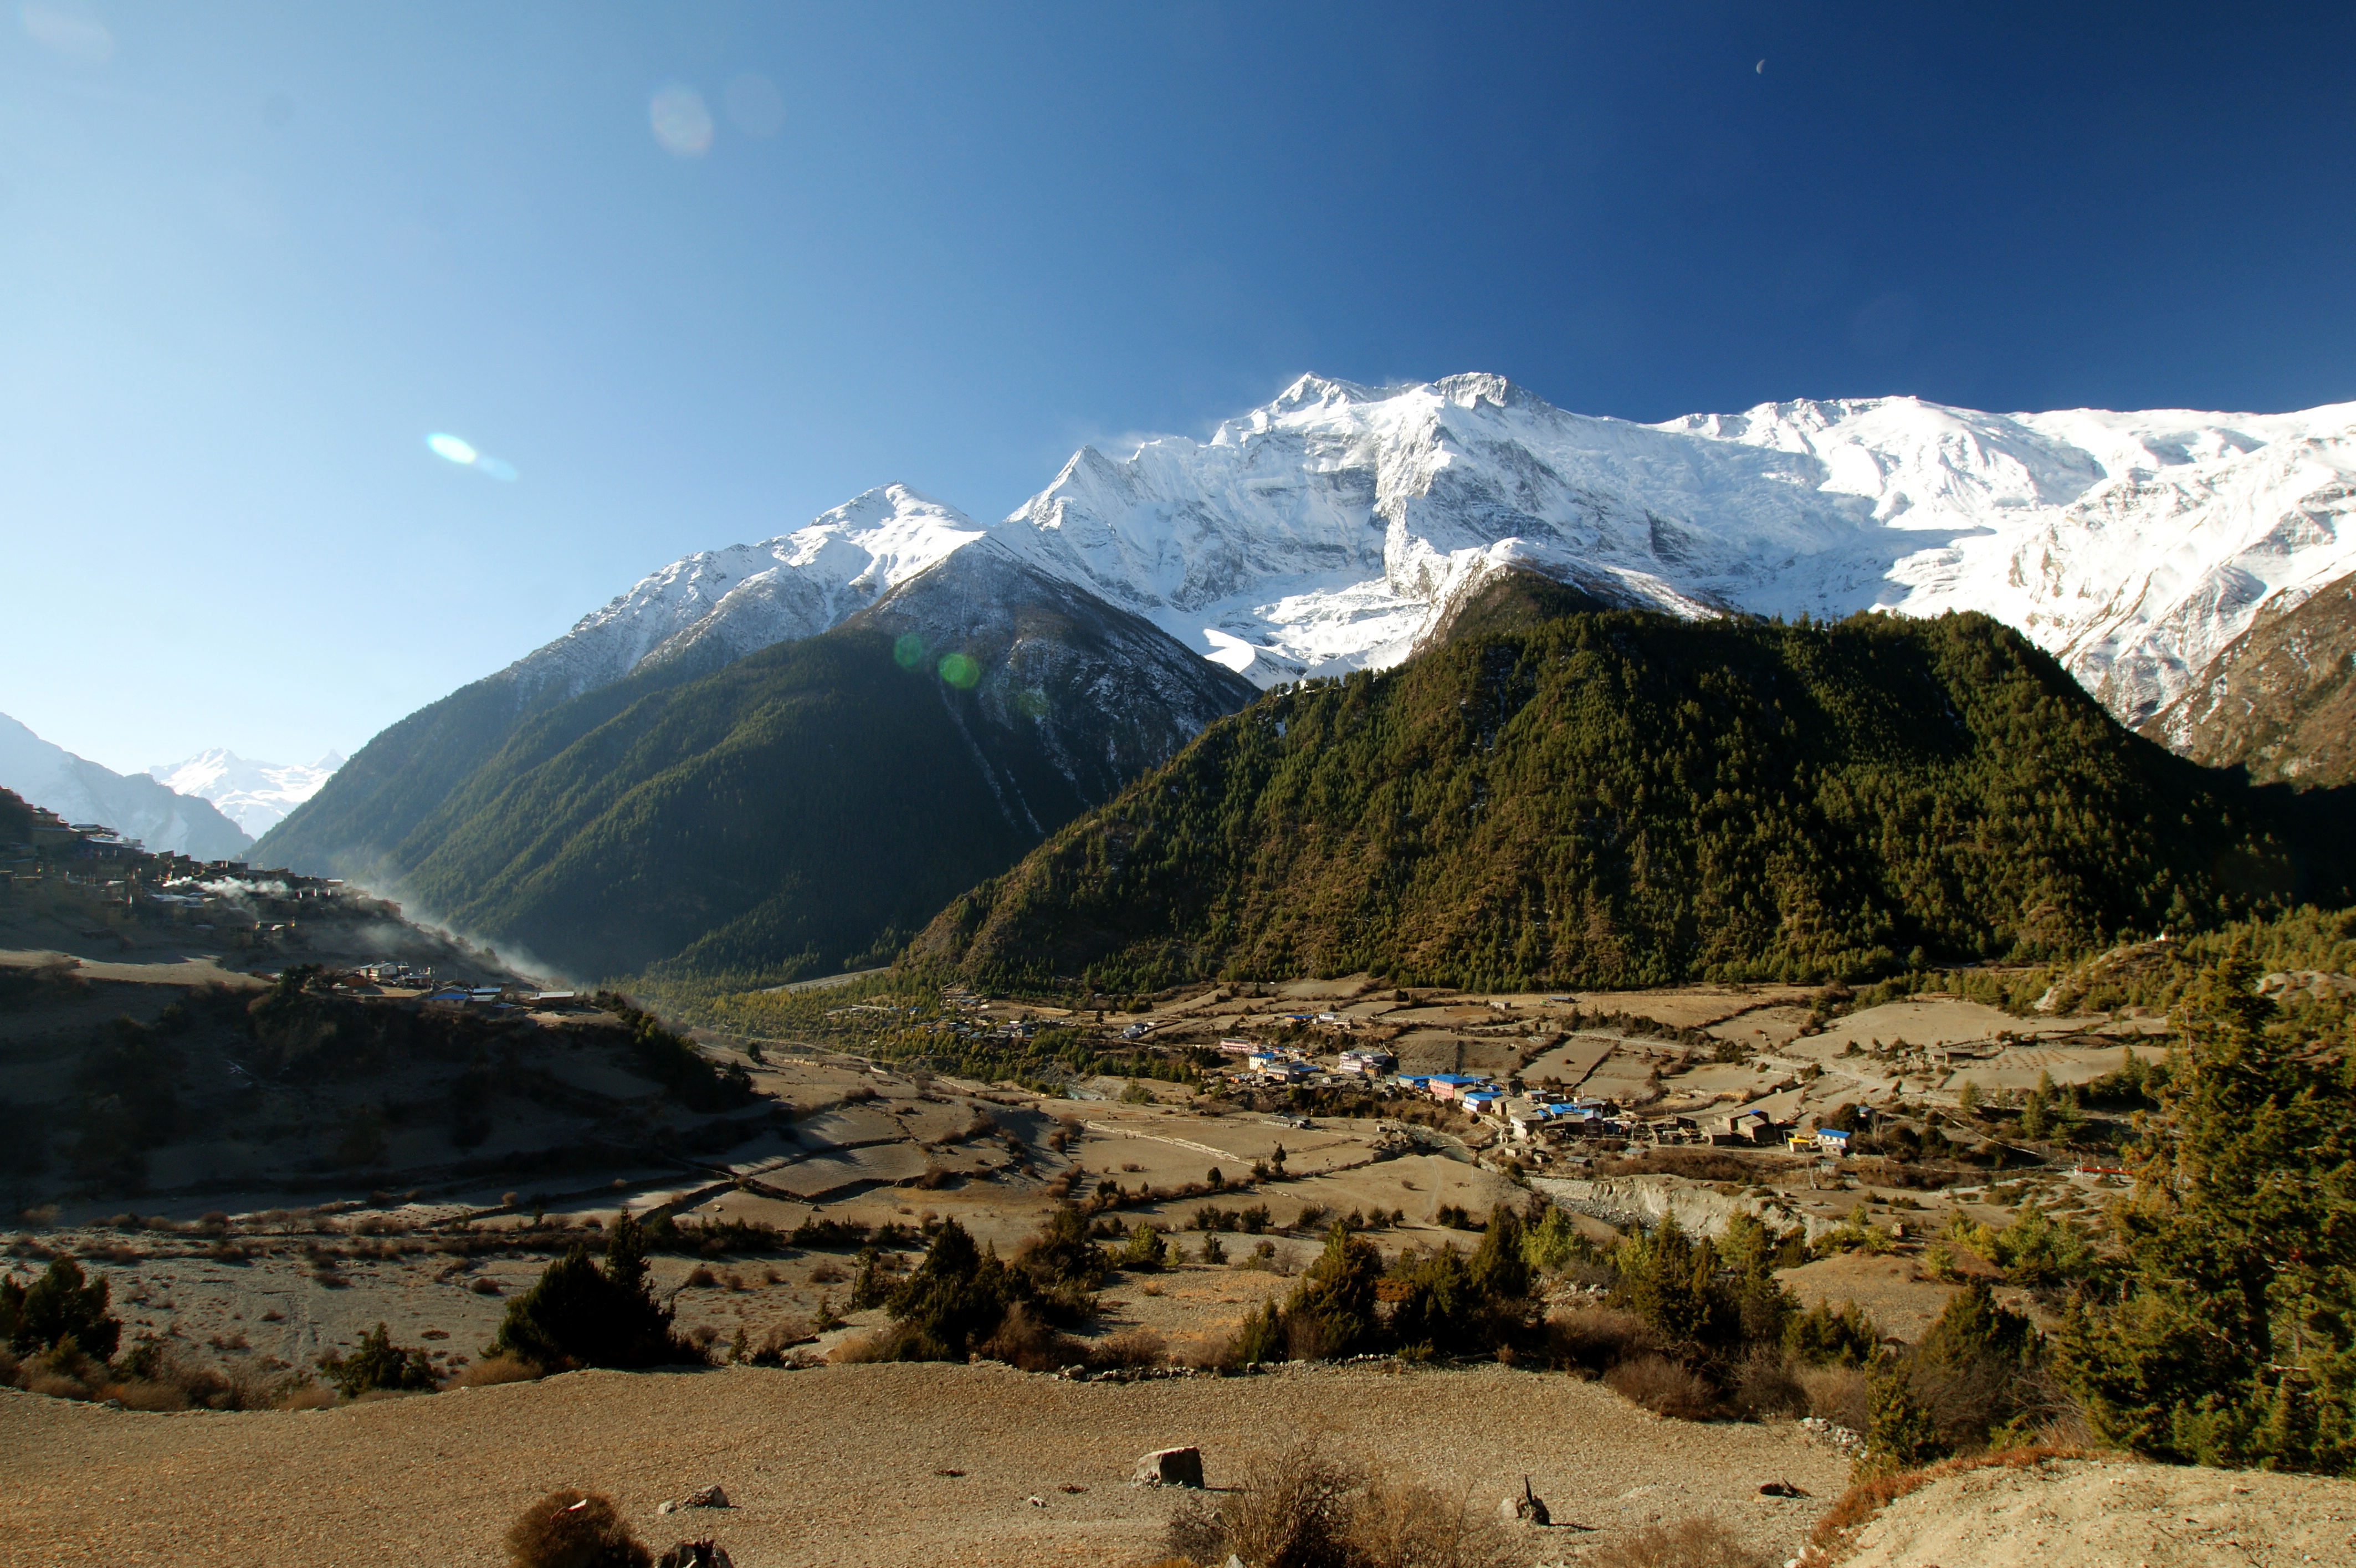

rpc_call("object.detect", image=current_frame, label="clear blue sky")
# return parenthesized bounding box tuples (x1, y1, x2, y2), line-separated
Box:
(6, 1, 2353, 773)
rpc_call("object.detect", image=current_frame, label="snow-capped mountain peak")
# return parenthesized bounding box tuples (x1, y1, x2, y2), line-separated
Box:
(496, 483, 984, 700)
(147, 748, 344, 839)
(475, 377, 2356, 731)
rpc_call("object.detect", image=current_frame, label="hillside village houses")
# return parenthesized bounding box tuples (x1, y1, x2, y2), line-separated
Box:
(1201, 1034, 1848, 1158)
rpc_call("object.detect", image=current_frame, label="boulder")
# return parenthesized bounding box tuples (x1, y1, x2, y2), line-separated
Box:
(1133, 1446, 1206, 1489)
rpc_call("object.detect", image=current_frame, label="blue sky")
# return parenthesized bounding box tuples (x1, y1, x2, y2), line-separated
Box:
(5, 1, 2353, 773)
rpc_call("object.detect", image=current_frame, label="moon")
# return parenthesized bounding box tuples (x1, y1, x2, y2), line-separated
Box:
(1756, 59, 1766, 74)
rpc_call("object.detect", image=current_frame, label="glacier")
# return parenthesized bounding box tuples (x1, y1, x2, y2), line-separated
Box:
(508, 375, 2356, 729)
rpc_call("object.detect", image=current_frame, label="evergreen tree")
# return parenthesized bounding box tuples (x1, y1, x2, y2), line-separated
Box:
(2056, 946, 2356, 1472)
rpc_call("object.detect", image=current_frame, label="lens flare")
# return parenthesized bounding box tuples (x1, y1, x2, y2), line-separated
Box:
(425, 432, 520, 481)
(649, 83, 714, 157)
(892, 633, 926, 669)
(938, 652, 981, 689)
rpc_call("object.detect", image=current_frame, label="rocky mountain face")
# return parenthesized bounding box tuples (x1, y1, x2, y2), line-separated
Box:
(0, 714, 253, 860)
(2139, 570, 2356, 788)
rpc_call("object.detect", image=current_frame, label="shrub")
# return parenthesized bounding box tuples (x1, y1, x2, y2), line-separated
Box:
(1782, 1299, 1881, 1366)
(974, 1301, 1082, 1371)
(1089, 1326, 1167, 1370)
(320, 1323, 438, 1398)
(1604, 1355, 1718, 1420)
(448, 1354, 539, 1388)
(1590, 1518, 1770, 1568)
(1122, 1224, 1170, 1270)
(483, 1215, 703, 1372)
(1215, 1442, 1364, 1568)
(1346, 1474, 1521, 1568)
(0, 1257, 121, 1360)
(1799, 1363, 1872, 1432)
(1163, 1443, 1519, 1568)
(503, 1489, 652, 1568)
(1728, 1347, 1806, 1420)
(1545, 1305, 1662, 1372)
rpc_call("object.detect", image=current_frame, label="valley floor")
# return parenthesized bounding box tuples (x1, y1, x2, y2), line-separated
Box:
(2, 1360, 1849, 1566)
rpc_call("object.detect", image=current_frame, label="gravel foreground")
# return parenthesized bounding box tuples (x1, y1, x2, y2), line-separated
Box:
(1834, 1456, 2356, 1568)
(2, 1361, 1849, 1566)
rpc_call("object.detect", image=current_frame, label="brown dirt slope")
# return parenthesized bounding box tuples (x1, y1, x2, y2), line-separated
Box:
(1832, 1456, 2356, 1567)
(2, 1362, 1850, 1566)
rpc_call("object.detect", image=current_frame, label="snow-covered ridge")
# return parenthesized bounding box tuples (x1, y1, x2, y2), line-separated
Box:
(496, 484, 983, 701)
(147, 749, 345, 839)
(505, 377, 2356, 727)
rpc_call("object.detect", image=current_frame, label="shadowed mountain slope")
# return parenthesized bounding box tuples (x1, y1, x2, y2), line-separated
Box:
(913, 604, 2352, 993)
(362, 546, 1253, 981)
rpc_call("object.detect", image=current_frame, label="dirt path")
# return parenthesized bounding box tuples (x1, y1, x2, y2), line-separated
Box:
(3, 1362, 1848, 1565)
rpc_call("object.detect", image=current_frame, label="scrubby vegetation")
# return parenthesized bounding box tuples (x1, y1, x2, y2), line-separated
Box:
(917, 609, 2348, 992)
(1162, 1440, 1522, 1568)
(503, 1488, 652, 1568)
(319, 1321, 438, 1397)
(483, 1214, 705, 1373)
(852, 1210, 1108, 1367)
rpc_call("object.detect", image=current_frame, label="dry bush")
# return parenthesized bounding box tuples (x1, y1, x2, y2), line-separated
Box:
(807, 1260, 845, 1284)
(681, 1265, 719, 1289)
(1603, 1355, 1718, 1421)
(1729, 1348, 1806, 1420)
(278, 1381, 337, 1410)
(503, 1488, 652, 1568)
(1546, 1306, 1664, 1372)
(1088, 1327, 1166, 1370)
(1797, 1364, 1870, 1432)
(448, 1354, 540, 1388)
(975, 1301, 1084, 1371)
(829, 1332, 882, 1362)
(1591, 1518, 1769, 1568)
(1218, 1442, 1365, 1568)
(1348, 1475, 1521, 1568)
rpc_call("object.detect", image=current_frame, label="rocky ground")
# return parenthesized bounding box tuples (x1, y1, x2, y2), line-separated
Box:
(1, 1359, 1855, 1566)
(1827, 1454, 2356, 1567)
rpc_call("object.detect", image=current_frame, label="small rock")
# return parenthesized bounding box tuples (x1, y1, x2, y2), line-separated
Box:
(1026, 1494, 1048, 1508)
(658, 1502, 676, 1515)
(1133, 1446, 1206, 1488)
(682, 1485, 730, 1509)
(1759, 1480, 1810, 1499)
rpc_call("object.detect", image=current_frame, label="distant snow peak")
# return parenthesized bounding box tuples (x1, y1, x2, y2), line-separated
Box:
(501, 379, 2356, 727)
(148, 748, 344, 838)
(0, 714, 252, 859)
(502, 482, 983, 698)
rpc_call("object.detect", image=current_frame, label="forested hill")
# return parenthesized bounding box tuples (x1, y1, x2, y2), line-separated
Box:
(340, 546, 1253, 983)
(911, 604, 2355, 993)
